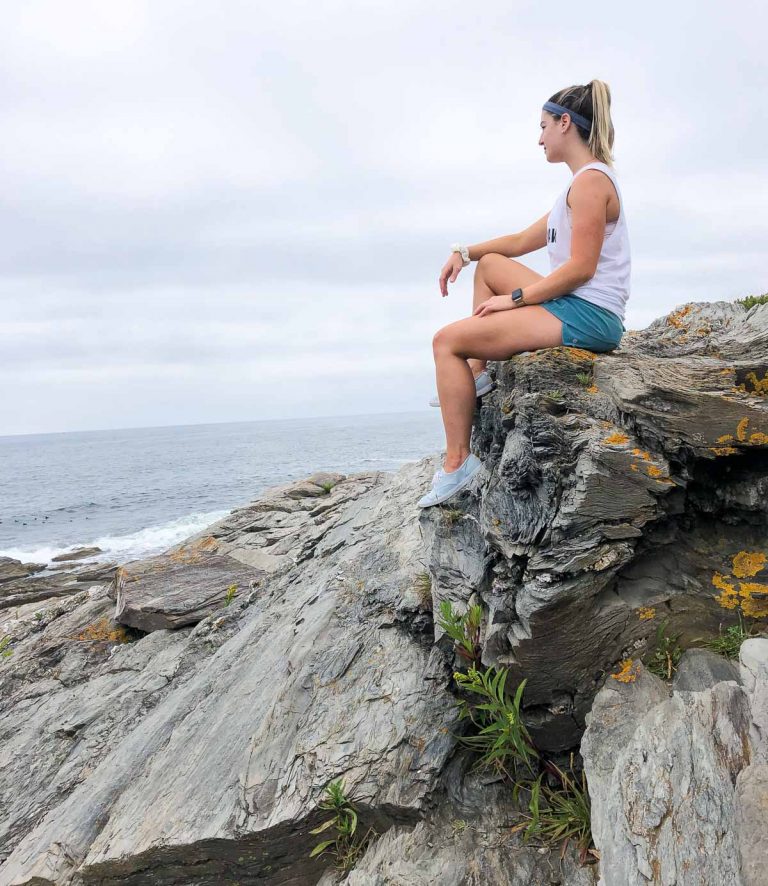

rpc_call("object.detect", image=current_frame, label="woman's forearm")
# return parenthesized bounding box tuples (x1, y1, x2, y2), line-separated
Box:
(520, 260, 593, 305)
(467, 233, 521, 261)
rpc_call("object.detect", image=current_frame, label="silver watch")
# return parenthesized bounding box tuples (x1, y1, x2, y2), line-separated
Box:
(450, 243, 470, 267)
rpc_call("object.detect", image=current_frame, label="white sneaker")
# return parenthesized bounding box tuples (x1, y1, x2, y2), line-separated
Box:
(417, 454, 484, 507)
(429, 371, 494, 407)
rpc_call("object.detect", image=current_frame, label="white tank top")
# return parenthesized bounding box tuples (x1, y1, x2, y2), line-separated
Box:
(546, 161, 631, 322)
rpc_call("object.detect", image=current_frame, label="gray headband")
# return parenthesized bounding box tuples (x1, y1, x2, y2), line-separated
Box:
(542, 101, 592, 132)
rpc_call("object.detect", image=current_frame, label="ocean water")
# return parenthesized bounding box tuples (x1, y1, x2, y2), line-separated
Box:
(0, 412, 445, 567)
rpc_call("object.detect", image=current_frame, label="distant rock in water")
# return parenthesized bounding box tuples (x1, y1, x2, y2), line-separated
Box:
(50, 547, 103, 563)
(0, 300, 766, 885)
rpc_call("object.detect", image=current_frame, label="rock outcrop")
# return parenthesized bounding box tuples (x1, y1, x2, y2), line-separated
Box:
(581, 641, 768, 886)
(423, 300, 768, 750)
(1, 300, 766, 885)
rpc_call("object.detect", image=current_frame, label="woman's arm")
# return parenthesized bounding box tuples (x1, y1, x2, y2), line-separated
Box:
(467, 213, 549, 260)
(515, 172, 610, 305)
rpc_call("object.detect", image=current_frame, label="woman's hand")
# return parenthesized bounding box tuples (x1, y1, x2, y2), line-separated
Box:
(439, 253, 465, 297)
(473, 295, 516, 317)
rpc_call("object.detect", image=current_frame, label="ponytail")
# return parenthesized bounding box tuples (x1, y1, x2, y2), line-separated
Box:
(546, 79, 616, 166)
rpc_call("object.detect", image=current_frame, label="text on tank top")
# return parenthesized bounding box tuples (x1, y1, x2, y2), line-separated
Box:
(545, 161, 631, 323)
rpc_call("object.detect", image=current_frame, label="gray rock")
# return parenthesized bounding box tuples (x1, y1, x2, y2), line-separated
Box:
(734, 763, 768, 886)
(583, 672, 751, 885)
(51, 547, 103, 563)
(0, 557, 46, 584)
(672, 647, 740, 692)
(741, 638, 768, 764)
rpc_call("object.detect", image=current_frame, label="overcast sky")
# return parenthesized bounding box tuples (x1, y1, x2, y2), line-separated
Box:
(1, 0, 765, 436)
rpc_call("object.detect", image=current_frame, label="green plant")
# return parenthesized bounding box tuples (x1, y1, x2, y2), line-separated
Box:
(309, 778, 377, 872)
(736, 292, 768, 310)
(437, 600, 483, 664)
(512, 757, 593, 862)
(645, 619, 683, 679)
(223, 584, 238, 606)
(575, 371, 592, 387)
(413, 572, 432, 606)
(452, 666, 538, 779)
(543, 389, 565, 399)
(698, 614, 764, 660)
(319, 481, 335, 494)
(442, 507, 464, 525)
(0, 635, 12, 658)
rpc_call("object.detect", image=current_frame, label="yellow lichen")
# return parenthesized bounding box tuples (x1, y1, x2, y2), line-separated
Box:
(603, 432, 630, 446)
(732, 551, 767, 579)
(630, 464, 638, 472)
(738, 583, 768, 618)
(735, 370, 768, 396)
(710, 446, 739, 456)
(736, 418, 750, 441)
(713, 554, 768, 614)
(749, 432, 768, 445)
(610, 659, 639, 683)
(638, 607, 656, 620)
(716, 434, 735, 443)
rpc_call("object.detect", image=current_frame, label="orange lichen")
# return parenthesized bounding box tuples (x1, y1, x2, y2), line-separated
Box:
(630, 464, 639, 472)
(716, 434, 735, 443)
(713, 572, 740, 610)
(667, 305, 693, 328)
(563, 347, 597, 362)
(76, 617, 131, 644)
(738, 583, 768, 618)
(603, 432, 630, 445)
(586, 385, 599, 394)
(713, 553, 768, 615)
(631, 448, 651, 461)
(638, 607, 656, 620)
(749, 432, 768, 445)
(710, 446, 739, 456)
(610, 659, 639, 683)
(736, 418, 750, 441)
(646, 465, 664, 478)
(735, 370, 768, 396)
(732, 551, 767, 579)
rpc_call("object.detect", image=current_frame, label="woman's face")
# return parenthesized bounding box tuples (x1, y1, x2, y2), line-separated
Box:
(538, 112, 561, 163)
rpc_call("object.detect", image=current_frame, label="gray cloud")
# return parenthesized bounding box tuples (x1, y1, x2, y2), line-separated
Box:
(0, 0, 764, 434)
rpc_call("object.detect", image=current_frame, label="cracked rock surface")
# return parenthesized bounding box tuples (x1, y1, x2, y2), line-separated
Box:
(1, 300, 766, 885)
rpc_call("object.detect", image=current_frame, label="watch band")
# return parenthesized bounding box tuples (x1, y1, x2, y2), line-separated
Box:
(510, 287, 526, 306)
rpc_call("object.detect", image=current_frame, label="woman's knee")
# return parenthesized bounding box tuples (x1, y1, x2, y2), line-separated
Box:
(432, 325, 458, 356)
(475, 253, 505, 278)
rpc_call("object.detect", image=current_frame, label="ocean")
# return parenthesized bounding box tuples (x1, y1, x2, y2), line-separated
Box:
(0, 412, 445, 567)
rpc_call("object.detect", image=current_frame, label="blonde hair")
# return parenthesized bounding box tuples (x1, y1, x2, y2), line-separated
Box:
(546, 79, 615, 166)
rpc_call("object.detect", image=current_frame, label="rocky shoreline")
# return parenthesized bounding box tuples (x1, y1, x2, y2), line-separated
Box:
(1, 300, 767, 885)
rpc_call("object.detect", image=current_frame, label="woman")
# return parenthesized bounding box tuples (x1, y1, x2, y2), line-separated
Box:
(418, 79, 630, 508)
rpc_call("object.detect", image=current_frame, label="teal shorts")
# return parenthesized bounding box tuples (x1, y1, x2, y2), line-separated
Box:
(541, 294, 625, 352)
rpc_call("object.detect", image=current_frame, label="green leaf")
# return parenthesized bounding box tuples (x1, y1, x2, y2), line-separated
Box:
(309, 840, 335, 858)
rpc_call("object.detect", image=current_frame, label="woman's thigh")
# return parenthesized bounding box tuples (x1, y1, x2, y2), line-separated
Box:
(435, 305, 563, 361)
(477, 253, 545, 294)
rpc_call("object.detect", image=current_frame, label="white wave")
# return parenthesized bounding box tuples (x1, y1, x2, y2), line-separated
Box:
(0, 509, 231, 567)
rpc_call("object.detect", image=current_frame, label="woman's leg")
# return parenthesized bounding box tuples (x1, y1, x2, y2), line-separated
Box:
(433, 306, 563, 471)
(468, 254, 546, 377)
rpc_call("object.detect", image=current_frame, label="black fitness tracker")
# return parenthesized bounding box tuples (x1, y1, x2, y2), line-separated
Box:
(510, 287, 526, 306)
